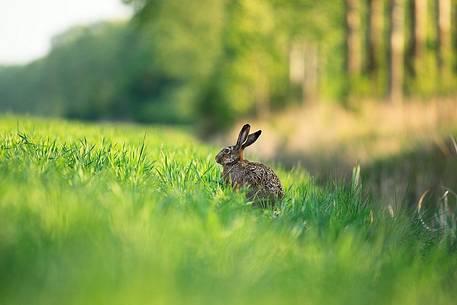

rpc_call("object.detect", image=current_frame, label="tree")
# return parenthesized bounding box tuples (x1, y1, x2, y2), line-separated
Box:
(346, 0, 363, 75)
(199, 0, 285, 127)
(122, 0, 225, 123)
(412, 0, 427, 62)
(367, 0, 384, 74)
(388, 0, 405, 103)
(436, 0, 452, 73)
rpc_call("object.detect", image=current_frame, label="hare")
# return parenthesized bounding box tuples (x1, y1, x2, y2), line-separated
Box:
(215, 124, 284, 204)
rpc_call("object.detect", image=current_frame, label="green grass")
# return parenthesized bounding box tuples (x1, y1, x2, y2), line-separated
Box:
(0, 115, 456, 305)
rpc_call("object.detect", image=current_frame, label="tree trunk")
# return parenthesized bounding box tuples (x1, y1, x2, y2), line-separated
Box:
(303, 42, 319, 103)
(388, 0, 405, 103)
(289, 42, 305, 86)
(437, 0, 452, 71)
(413, 0, 427, 60)
(453, 1, 457, 55)
(346, 0, 362, 75)
(367, 0, 384, 73)
(289, 41, 319, 104)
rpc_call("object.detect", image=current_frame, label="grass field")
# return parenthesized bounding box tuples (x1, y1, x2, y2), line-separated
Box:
(1, 116, 456, 305)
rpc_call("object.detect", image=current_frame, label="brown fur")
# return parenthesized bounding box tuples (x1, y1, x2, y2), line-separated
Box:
(215, 124, 284, 205)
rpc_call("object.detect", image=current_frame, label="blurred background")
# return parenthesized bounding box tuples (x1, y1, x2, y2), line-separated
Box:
(0, 0, 456, 205)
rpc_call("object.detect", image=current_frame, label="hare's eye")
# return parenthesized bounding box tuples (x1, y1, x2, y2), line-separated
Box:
(224, 148, 230, 153)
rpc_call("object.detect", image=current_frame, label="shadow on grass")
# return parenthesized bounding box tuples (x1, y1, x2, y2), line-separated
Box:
(279, 136, 457, 207)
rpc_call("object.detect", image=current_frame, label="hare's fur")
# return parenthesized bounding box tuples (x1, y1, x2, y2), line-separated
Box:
(215, 124, 284, 203)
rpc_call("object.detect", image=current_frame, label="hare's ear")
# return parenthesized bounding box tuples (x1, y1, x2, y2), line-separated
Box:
(236, 124, 251, 149)
(242, 130, 262, 149)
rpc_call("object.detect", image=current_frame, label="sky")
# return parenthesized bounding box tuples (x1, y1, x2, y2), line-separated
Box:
(0, 0, 132, 65)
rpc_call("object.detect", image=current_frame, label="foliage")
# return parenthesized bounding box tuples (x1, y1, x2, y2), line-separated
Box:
(0, 116, 456, 305)
(0, 23, 129, 120)
(124, 0, 225, 123)
(0, 1, 456, 130)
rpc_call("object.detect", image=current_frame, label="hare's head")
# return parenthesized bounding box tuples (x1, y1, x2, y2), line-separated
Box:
(215, 124, 262, 166)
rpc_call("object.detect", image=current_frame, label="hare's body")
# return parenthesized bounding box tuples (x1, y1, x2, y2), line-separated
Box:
(216, 124, 284, 205)
(222, 160, 284, 200)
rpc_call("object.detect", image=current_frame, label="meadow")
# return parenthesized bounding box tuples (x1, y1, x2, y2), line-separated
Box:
(1, 115, 456, 305)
